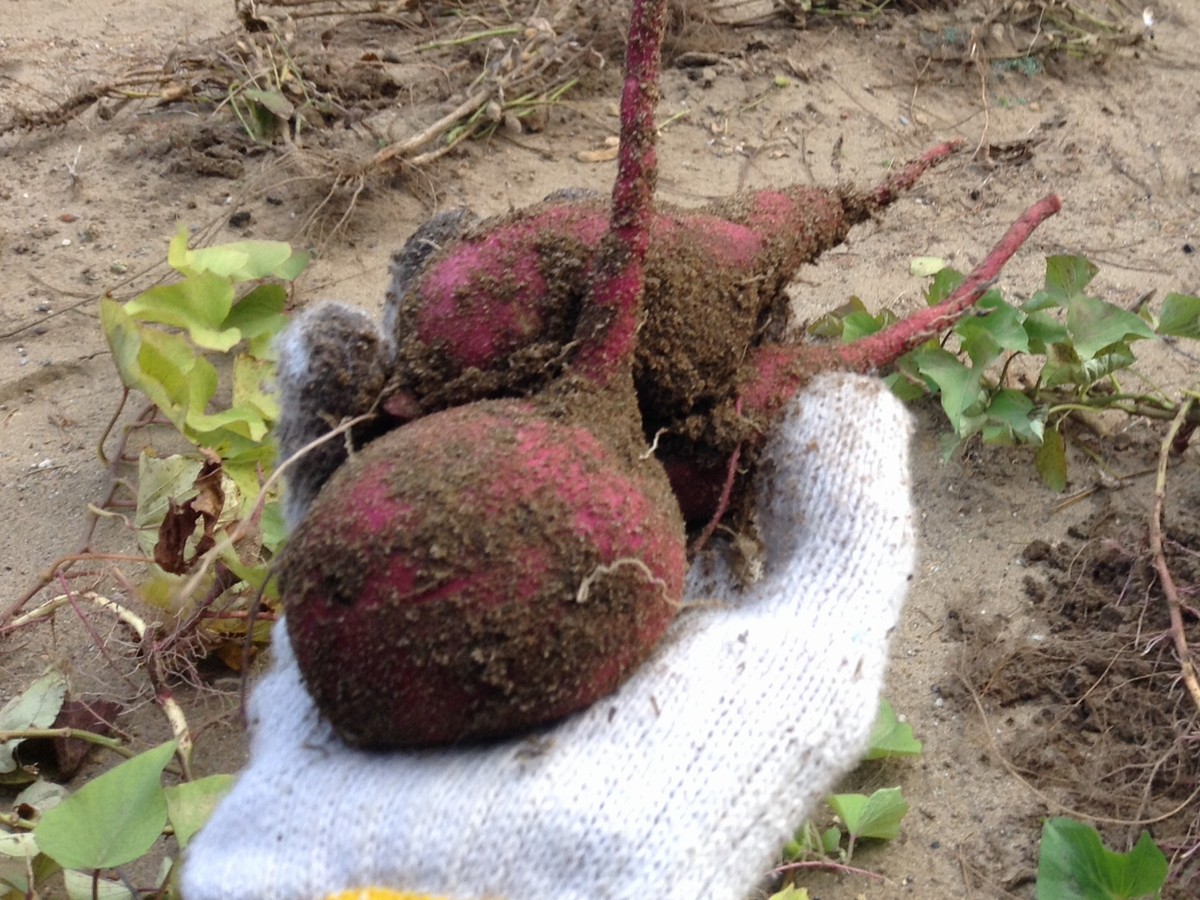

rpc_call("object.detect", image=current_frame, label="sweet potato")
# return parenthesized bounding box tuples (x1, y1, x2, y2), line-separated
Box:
(383, 143, 960, 431)
(277, 0, 1064, 746)
(280, 399, 684, 745)
(279, 0, 681, 747)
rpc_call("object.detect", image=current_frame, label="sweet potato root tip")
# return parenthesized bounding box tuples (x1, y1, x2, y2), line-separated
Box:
(845, 139, 962, 222)
(735, 194, 1061, 431)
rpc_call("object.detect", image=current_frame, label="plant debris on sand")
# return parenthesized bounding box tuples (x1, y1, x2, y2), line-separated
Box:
(0, 0, 1148, 233)
(961, 489, 1200, 891)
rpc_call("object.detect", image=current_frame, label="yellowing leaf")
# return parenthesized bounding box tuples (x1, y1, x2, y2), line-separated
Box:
(909, 256, 948, 277)
(62, 870, 135, 900)
(135, 455, 204, 558)
(243, 87, 295, 120)
(164, 774, 235, 849)
(232, 355, 280, 423)
(0, 670, 68, 774)
(124, 273, 239, 351)
(1037, 426, 1068, 492)
(169, 227, 309, 282)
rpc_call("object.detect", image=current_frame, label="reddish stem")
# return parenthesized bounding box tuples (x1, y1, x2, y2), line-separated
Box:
(738, 193, 1063, 420)
(570, 0, 666, 385)
(838, 193, 1063, 370)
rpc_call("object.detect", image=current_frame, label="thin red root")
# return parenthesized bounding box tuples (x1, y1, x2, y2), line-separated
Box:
(689, 400, 744, 554)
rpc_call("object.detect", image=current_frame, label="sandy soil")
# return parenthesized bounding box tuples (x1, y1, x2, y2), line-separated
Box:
(2, 1, 1198, 897)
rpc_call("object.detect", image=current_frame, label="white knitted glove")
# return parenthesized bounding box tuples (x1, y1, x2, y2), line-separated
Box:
(181, 371, 915, 900)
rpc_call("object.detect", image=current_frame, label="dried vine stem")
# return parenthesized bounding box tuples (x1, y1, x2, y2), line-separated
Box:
(8, 590, 197, 778)
(1149, 394, 1200, 716)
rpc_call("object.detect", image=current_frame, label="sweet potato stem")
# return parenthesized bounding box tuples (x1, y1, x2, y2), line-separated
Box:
(738, 193, 1063, 420)
(838, 193, 1063, 370)
(570, 0, 666, 386)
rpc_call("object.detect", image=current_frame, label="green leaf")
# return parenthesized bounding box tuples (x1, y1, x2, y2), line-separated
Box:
(1036, 426, 1068, 492)
(768, 887, 810, 900)
(164, 774, 235, 849)
(925, 266, 965, 306)
(955, 299, 1029, 367)
(982, 390, 1042, 446)
(1032, 255, 1100, 309)
(1042, 342, 1137, 389)
(1036, 817, 1167, 900)
(841, 310, 886, 342)
(1156, 292, 1200, 339)
(242, 87, 295, 120)
(864, 699, 923, 759)
(34, 741, 176, 870)
(223, 285, 288, 358)
(260, 500, 288, 554)
(1022, 309, 1070, 354)
(921, 266, 969, 309)
(1067, 295, 1156, 361)
(0, 670, 68, 774)
(828, 787, 909, 842)
(909, 348, 986, 439)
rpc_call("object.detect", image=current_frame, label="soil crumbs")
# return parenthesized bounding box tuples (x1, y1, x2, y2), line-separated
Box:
(2, 1, 1199, 898)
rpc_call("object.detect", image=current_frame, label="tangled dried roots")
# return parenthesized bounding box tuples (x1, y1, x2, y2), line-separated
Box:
(961, 503, 1200, 883)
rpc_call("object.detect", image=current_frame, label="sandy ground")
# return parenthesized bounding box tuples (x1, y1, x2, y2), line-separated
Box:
(2, 1, 1198, 897)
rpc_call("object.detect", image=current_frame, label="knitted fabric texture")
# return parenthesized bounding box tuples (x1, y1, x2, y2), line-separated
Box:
(182, 371, 915, 900)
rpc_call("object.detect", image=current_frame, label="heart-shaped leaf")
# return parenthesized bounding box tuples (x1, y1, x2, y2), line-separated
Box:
(34, 741, 176, 870)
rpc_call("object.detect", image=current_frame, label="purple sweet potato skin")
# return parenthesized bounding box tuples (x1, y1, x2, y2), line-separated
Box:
(388, 188, 847, 424)
(281, 398, 686, 747)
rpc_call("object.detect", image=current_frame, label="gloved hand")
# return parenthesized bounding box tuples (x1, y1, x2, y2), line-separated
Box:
(181, 365, 915, 900)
